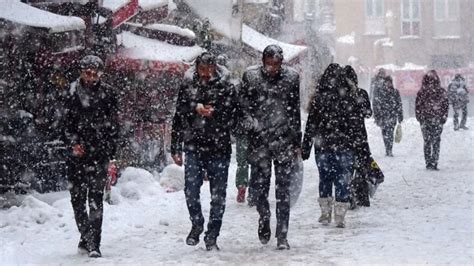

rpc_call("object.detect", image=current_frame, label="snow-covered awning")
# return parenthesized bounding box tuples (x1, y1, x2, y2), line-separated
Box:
(0, 0, 85, 33)
(242, 24, 307, 62)
(110, 31, 204, 75)
(139, 0, 168, 11)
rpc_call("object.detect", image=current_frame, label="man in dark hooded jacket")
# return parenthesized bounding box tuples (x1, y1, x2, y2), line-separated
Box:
(62, 55, 120, 258)
(240, 45, 301, 250)
(171, 52, 239, 251)
(416, 70, 449, 170)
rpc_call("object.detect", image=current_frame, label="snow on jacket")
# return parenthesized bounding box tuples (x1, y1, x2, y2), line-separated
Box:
(415, 71, 449, 125)
(62, 80, 120, 163)
(240, 65, 301, 161)
(171, 66, 239, 156)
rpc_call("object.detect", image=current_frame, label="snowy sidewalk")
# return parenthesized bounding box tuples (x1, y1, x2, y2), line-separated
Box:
(1, 118, 473, 265)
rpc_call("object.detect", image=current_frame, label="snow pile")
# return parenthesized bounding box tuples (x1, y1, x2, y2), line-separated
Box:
(145, 23, 196, 39)
(159, 164, 185, 192)
(242, 24, 307, 62)
(1, 0, 85, 33)
(337, 32, 355, 44)
(114, 167, 161, 201)
(139, 0, 168, 11)
(117, 31, 204, 62)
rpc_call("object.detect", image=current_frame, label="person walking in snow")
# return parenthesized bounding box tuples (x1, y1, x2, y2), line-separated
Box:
(239, 45, 301, 250)
(62, 55, 120, 258)
(343, 66, 374, 208)
(302, 63, 366, 228)
(448, 74, 469, 130)
(416, 70, 449, 170)
(171, 52, 239, 251)
(373, 76, 403, 156)
(370, 68, 387, 103)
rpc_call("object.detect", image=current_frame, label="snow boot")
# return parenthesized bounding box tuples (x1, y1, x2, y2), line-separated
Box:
(186, 226, 203, 246)
(77, 238, 89, 255)
(318, 197, 333, 225)
(236, 186, 246, 203)
(277, 238, 290, 250)
(258, 218, 271, 244)
(205, 238, 220, 251)
(88, 248, 101, 258)
(334, 201, 350, 228)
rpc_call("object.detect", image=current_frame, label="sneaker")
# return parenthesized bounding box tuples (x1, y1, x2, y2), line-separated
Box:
(236, 186, 246, 203)
(186, 226, 203, 246)
(276, 238, 290, 250)
(205, 238, 220, 251)
(77, 238, 89, 255)
(258, 219, 271, 245)
(88, 249, 101, 258)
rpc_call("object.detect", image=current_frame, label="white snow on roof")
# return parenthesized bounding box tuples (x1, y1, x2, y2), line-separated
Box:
(242, 24, 307, 62)
(374, 37, 393, 47)
(139, 0, 168, 11)
(102, 0, 131, 12)
(233, 0, 269, 3)
(376, 63, 427, 71)
(184, 0, 242, 40)
(118, 31, 204, 62)
(337, 32, 355, 44)
(144, 24, 196, 39)
(1, 0, 85, 33)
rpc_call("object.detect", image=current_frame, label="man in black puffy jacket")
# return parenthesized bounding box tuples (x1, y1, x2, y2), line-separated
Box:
(62, 55, 120, 258)
(171, 52, 239, 251)
(240, 45, 301, 250)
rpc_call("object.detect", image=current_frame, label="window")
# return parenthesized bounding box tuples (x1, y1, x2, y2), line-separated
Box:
(401, 0, 421, 36)
(433, 0, 460, 37)
(366, 0, 384, 17)
(365, 0, 385, 35)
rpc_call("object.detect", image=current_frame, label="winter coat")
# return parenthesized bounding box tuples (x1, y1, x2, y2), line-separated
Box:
(171, 66, 239, 156)
(373, 85, 403, 127)
(448, 78, 469, 109)
(62, 80, 120, 163)
(240, 65, 301, 162)
(415, 75, 449, 125)
(302, 64, 366, 155)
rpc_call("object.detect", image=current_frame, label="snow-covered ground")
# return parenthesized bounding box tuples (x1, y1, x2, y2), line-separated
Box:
(1, 118, 473, 265)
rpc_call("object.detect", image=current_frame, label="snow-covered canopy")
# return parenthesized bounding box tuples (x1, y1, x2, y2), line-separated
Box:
(0, 0, 85, 33)
(102, 0, 131, 12)
(183, 0, 242, 41)
(376, 63, 427, 72)
(144, 24, 196, 39)
(117, 31, 204, 62)
(242, 24, 307, 62)
(139, 0, 168, 11)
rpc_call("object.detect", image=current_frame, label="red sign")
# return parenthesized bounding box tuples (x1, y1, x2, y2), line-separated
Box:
(111, 0, 138, 29)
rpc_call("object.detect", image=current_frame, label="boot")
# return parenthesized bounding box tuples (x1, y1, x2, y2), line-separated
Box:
(186, 226, 203, 246)
(276, 238, 290, 250)
(317, 197, 333, 225)
(334, 201, 350, 228)
(258, 218, 271, 244)
(236, 186, 246, 203)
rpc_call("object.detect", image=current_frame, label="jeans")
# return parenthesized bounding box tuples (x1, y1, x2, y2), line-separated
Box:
(421, 123, 443, 166)
(453, 105, 468, 129)
(315, 151, 355, 203)
(184, 151, 230, 241)
(68, 159, 108, 250)
(235, 136, 249, 188)
(249, 152, 295, 240)
(381, 124, 395, 154)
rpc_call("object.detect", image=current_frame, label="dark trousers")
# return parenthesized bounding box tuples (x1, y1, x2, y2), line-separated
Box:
(249, 154, 294, 240)
(68, 159, 108, 250)
(235, 136, 249, 188)
(184, 151, 230, 241)
(421, 123, 443, 167)
(315, 151, 355, 203)
(453, 105, 468, 129)
(381, 124, 395, 154)
(350, 157, 370, 207)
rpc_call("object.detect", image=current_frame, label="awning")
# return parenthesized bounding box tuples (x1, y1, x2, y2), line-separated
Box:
(242, 24, 307, 62)
(1, 0, 85, 33)
(110, 31, 204, 75)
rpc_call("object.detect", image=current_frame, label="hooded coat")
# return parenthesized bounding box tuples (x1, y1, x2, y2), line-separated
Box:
(415, 71, 449, 125)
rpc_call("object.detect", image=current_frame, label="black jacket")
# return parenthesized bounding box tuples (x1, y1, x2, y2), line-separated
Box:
(373, 86, 403, 127)
(62, 80, 120, 163)
(171, 66, 238, 156)
(240, 65, 301, 161)
(302, 65, 367, 156)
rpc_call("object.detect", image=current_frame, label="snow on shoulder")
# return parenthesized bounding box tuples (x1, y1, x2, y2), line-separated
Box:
(1, 0, 85, 33)
(117, 31, 204, 62)
(242, 24, 307, 62)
